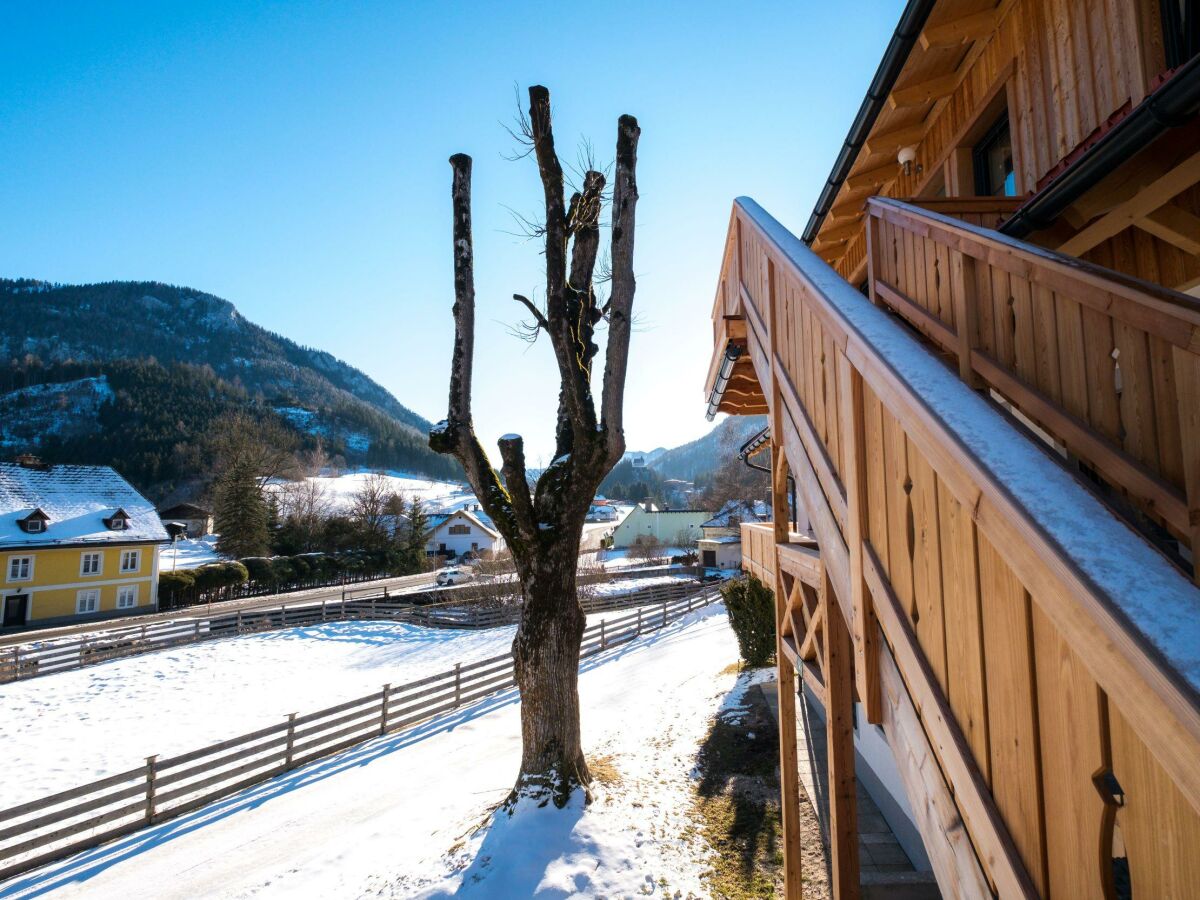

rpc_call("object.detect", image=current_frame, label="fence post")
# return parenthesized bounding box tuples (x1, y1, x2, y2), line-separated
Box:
(144, 755, 158, 823)
(193, 620, 200, 643)
(380, 683, 391, 734)
(285, 713, 296, 768)
(371, 595, 377, 618)
(12, 646, 19, 677)
(636, 607, 642, 635)
(454, 663, 462, 706)
(321, 598, 327, 621)
(600, 619, 607, 649)
(341, 597, 347, 619)
(236, 609, 243, 632)
(662, 601, 668, 629)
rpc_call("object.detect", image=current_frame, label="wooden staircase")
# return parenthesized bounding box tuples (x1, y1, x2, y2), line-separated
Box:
(709, 196, 1200, 898)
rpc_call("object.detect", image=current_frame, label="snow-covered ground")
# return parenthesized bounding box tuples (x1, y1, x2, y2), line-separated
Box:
(158, 534, 223, 571)
(590, 573, 697, 597)
(599, 546, 694, 570)
(267, 471, 466, 515)
(1, 604, 739, 899)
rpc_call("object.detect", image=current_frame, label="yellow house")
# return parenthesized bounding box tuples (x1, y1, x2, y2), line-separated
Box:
(0, 459, 167, 629)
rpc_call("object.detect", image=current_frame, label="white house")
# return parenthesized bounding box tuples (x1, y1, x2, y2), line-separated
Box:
(425, 509, 504, 560)
(611, 505, 712, 549)
(697, 535, 743, 570)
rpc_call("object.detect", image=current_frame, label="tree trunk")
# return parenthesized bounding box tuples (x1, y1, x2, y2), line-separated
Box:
(512, 535, 590, 804)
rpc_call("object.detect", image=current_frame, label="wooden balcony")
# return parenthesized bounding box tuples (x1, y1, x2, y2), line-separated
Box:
(717, 196, 1200, 898)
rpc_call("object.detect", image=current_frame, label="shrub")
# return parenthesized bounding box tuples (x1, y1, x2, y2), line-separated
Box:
(720, 575, 775, 667)
(158, 571, 195, 603)
(220, 561, 249, 588)
(191, 564, 226, 594)
(241, 556, 274, 585)
(270, 557, 296, 586)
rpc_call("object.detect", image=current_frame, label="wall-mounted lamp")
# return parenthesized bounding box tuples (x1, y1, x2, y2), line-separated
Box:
(898, 145, 921, 177)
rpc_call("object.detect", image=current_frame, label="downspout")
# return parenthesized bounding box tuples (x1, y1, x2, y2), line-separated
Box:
(738, 426, 798, 533)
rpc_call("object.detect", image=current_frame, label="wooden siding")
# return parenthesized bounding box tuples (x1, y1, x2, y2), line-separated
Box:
(816, 0, 1177, 285)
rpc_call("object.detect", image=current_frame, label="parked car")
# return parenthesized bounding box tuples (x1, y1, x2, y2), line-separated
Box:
(436, 568, 474, 587)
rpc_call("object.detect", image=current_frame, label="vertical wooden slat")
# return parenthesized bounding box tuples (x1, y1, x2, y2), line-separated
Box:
(978, 537, 1048, 895)
(1031, 604, 1109, 898)
(937, 481, 990, 780)
(908, 439, 947, 692)
(950, 251, 982, 388)
(1171, 346, 1200, 579)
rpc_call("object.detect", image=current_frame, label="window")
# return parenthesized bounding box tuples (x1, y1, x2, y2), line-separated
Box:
(80, 552, 103, 576)
(120, 550, 141, 573)
(7, 556, 32, 582)
(116, 585, 138, 609)
(449, 524, 470, 535)
(973, 114, 1016, 197)
(25, 519, 43, 533)
(76, 589, 100, 614)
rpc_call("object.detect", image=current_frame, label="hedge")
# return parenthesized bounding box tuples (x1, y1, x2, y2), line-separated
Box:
(720, 575, 776, 667)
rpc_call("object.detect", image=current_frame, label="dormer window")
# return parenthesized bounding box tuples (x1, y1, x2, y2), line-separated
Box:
(104, 509, 131, 531)
(17, 509, 49, 534)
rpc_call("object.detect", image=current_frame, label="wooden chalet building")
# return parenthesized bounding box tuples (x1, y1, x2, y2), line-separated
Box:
(704, 1, 1200, 897)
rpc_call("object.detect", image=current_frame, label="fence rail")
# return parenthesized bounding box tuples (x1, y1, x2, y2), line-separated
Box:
(0, 585, 720, 882)
(0, 575, 706, 684)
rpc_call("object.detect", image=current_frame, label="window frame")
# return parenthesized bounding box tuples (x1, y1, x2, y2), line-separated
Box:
(119, 549, 141, 573)
(972, 112, 1016, 197)
(76, 588, 100, 615)
(7, 555, 33, 583)
(80, 551, 104, 577)
(25, 519, 44, 533)
(116, 584, 138, 609)
(448, 524, 471, 536)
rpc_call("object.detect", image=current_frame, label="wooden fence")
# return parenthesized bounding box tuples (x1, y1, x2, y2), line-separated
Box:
(0, 586, 719, 882)
(0, 577, 707, 684)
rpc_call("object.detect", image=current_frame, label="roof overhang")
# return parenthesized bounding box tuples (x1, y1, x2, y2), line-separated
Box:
(704, 316, 767, 419)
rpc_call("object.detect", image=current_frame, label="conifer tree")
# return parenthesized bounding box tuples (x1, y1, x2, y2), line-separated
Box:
(214, 457, 270, 558)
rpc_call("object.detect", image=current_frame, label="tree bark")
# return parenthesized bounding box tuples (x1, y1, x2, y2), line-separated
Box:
(431, 86, 639, 808)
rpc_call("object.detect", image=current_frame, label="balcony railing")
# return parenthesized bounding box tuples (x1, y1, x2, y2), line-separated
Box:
(721, 195, 1200, 898)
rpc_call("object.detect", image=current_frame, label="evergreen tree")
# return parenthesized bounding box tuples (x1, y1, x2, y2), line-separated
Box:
(214, 457, 270, 558)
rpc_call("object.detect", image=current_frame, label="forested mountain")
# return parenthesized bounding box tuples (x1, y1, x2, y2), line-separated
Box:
(621, 416, 767, 482)
(0, 279, 459, 497)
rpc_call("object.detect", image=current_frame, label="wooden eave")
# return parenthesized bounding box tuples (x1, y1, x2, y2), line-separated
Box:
(705, 316, 767, 417)
(810, 0, 1006, 269)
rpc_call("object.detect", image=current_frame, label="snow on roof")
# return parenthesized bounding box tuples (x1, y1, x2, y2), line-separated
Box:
(701, 499, 769, 529)
(699, 535, 742, 545)
(0, 462, 167, 547)
(428, 508, 501, 540)
(745, 197, 1200, 690)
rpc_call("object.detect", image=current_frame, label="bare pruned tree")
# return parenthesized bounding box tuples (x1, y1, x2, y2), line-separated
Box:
(430, 86, 639, 805)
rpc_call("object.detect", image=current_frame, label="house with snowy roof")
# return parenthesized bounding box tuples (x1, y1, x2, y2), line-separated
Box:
(425, 508, 504, 560)
(610, 504, 712, 549)
(0, 457, 167, 629)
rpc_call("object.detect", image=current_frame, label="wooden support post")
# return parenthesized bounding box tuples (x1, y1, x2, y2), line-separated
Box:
(1172, 346, 1200, 582)
(865, 212, 882, 307)
(144, 755, 158, 823)
(773, 443, 805, 900)
(838, 354, 882, 722)
(949, 251, 982, 388)
(380, 683, 391, 735)
(285, 713, 296, 768)
(823, 574, 861, 898)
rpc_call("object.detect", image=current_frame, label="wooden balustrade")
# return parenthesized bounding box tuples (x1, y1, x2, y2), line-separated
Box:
(866, 195, 1200, 575)
(724, 195, 1200, 898)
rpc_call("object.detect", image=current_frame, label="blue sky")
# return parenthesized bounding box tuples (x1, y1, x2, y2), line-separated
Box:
(0, 1, 902, 465)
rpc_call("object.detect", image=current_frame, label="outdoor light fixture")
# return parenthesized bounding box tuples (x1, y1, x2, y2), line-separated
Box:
(898, 145, 920, 177)
(705, 344, 743, 420)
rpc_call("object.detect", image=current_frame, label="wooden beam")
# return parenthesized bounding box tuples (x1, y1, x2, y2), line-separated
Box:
(1058, 150, 1200, 256)
(863, 122, 927, 159)
(919, 9, 998, 49)
(822, 575, 860, 898)
(767, 258, 805, 900)
(1138, 202, 1200, 256)
(877, 641, 993, 896)
(821, 219, 866, 245)
(888, 73, 961, 110)
(846, 162, 899, 192)
(777, 542, 822, 587)
(799, 604, 823, 662)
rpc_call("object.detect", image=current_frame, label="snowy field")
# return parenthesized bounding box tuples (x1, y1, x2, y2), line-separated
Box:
(1, 604, 739, 899)
(268, 471, 466, 514)
(158, 534, 223, 571)
(599, 546, 694, 569)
